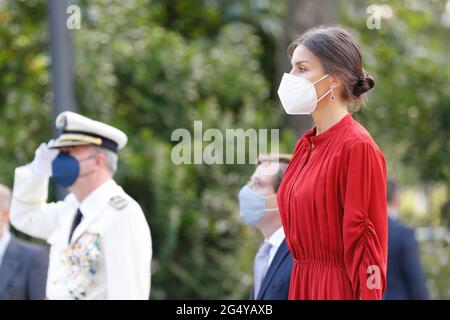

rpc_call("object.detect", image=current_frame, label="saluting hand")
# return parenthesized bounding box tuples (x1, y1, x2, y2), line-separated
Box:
(30, 140, 59, 177)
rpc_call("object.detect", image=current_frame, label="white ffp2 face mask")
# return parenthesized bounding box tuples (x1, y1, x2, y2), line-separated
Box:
(277, 73, 331, 115)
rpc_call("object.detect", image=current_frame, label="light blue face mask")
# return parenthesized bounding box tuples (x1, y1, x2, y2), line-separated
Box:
(238, 185, 278, 226)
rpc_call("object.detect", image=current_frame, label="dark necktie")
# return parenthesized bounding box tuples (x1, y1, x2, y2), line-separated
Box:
(68, 208, 83, 243)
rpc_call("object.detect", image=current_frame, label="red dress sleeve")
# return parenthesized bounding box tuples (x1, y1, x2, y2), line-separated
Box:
(341, 141, 388, 300)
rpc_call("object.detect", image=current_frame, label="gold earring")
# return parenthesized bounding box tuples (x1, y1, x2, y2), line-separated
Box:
(330, 89, 336, 101)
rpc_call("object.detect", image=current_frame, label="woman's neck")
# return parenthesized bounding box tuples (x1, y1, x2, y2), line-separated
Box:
(311, 102, 349, 135)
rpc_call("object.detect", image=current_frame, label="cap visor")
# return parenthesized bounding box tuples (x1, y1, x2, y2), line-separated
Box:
(48, 140, 93, 149)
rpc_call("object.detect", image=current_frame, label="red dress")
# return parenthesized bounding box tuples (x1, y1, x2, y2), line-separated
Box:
(277, 113, 388, 300)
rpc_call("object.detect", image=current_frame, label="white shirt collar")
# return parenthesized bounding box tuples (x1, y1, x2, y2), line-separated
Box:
(266, 227, 285, 248)
(78, 179, 118, 218)
(0, 229, 12, 266)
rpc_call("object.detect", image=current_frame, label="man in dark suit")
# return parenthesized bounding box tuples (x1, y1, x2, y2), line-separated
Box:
(383, 179, 429, 300)
(0, 184, 48, 300)
(238, 154, 293, 300)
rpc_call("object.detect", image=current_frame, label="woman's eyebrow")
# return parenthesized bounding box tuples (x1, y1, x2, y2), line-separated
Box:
(291, 60, 309, 67)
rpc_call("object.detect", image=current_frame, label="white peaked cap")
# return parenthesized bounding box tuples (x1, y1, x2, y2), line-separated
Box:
(49, 111, 128, 152)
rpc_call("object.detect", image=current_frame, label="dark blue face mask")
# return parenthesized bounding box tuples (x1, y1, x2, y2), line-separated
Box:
(51, 152, 97, 188)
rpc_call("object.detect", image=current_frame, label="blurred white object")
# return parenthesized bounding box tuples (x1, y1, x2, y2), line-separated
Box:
(416, 227, 450, 244)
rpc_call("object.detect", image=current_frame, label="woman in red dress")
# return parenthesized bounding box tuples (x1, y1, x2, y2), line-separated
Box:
(276, 26, 388, 300)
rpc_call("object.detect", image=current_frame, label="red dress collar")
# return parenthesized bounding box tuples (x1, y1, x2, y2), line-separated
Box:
(303, 113, 353, 146)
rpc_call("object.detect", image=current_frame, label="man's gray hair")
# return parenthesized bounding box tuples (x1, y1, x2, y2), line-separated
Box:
(93, 146, 118, 175)
(0, 184, 11, 211)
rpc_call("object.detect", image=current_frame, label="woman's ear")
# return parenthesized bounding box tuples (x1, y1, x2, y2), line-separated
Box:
(329, 74, 342, 90)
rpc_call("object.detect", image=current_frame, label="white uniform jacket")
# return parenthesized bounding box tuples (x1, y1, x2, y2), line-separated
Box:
(10, 165, 152, 300)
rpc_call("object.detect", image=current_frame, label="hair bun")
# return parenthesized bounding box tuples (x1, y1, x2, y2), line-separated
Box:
(353, 72, 375, 97)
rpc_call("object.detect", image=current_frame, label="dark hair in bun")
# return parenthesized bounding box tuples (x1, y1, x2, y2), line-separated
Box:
(288, 26, 375, 111)
(353, 72, 375, 97)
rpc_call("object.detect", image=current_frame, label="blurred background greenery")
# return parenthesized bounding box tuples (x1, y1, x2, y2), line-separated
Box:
(0, 0, 448, 299)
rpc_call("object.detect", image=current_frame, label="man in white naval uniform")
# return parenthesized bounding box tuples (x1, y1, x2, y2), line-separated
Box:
(10, 111, 152, 300)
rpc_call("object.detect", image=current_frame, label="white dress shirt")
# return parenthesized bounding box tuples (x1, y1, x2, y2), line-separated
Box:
(265, 227, 285, 267)
(0, 229, 11, 267)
